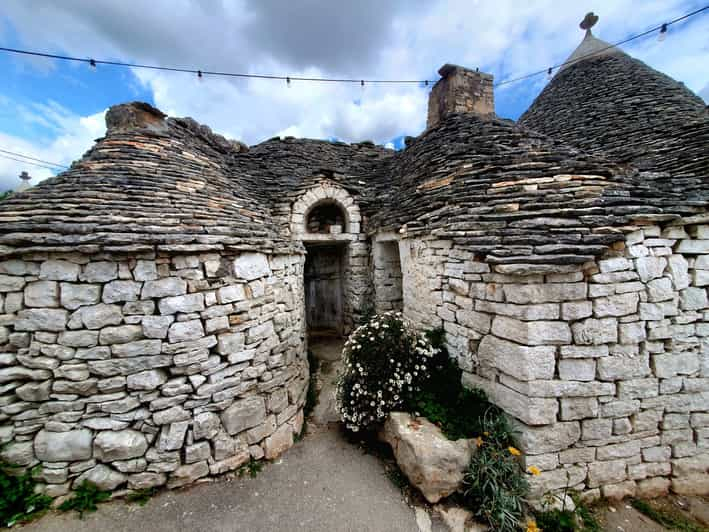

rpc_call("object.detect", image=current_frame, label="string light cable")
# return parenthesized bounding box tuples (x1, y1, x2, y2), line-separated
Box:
(0, 5, 705, 88)
(0, 149, 69, 170)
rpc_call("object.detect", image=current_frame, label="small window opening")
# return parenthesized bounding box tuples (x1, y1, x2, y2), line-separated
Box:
(307, 202, 346, 234)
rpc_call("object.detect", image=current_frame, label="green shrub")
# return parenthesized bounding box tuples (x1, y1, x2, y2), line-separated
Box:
(237, 458, 263, 478)
(58, 481, 111, 518)
(0, 457, 52, 528)
(304, 349, 320, 418)
(404, 327, 496, 440)
(462, 410, 528, 532)
(336, 312, 438, 431)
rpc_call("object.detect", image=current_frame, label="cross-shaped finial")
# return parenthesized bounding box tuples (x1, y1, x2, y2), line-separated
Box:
(580, 12, 599, 31)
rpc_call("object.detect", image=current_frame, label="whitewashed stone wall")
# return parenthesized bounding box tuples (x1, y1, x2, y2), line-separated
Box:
(372, 239, 404, 313)
(395, 220, 709, 499)
(0, 250, 307, 496)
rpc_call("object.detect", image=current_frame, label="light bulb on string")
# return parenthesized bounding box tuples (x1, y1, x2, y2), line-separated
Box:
(547, 67, 553, 80)
(286, 76, 291, 88)
(197, 70, 203, 82)
(89, 59, 96, 71)
(658, 23, 667, 42)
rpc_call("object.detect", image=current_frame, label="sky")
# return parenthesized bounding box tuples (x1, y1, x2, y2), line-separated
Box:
(0, 0, 707, 193)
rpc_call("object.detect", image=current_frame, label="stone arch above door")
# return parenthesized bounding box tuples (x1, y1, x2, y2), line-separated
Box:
(290, 183, 361, 240)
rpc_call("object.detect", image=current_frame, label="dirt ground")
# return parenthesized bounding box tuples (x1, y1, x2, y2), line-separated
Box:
(595, 495, 709, 532)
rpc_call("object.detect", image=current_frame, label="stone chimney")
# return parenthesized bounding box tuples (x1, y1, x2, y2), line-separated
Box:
(427, 64, 494, 128)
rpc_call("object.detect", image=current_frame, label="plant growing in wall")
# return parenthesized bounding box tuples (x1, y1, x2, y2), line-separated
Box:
(0, 454, 52, 527)
(336, 311, 438, 431)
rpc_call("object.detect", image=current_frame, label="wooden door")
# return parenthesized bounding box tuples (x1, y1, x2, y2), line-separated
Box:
(304, 245, 344, 334)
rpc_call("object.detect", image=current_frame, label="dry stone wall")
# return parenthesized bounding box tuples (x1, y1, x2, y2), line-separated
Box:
(0, 249, 307, 496)
(394, 219, 709, 499)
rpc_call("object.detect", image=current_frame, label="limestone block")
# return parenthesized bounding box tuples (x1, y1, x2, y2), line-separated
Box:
(15, 309, 68, 332)
(380, 412, 474, 503)
(456, 309, 491, 333)
(642, 446, 671, 462)
(680, 287, 708, 311)
(477, 335, 555, 381)
(246, 320, 275, 343)
(80, 261, 118, 283)
(694, 270, 709, 287)
(168, 319, 204, 343)
(142, 315, 174, 339)
(597, 440, 640, 461)
(103, 280, 142, 303)
(558, 359, 596, 382)
(221, 396, 266, 435)
(0, 259, 38, 276)
(234, 253, 271, 281)
(677, 240, 709, 254)
(204, 316, 229, 335)
(264, 423, 294, 460)
(127, 369, 168, 390)
(59, 330, 99, 347)
(601, 480, 636, 500)
(637, 477, 670, 498)
(24, 281, 59, 307)
(597, 354, 650, 381)
(193, 412, 221, 440)
(513, 421, 581, 454)
(0, 441, 35, 466)
(185, 441, 211, 463)
(587, 459, 628, 488)
(60, 283, 101, 310)
(133, 260, 158, 281)
(209, 451, 250, 475)
(619, 321, 647, 344)
(599, 258, 632, 273)
(671, 454, 709, 477)
(647, 278, 674, 302)
(601, 399, 640, 417)
(672, 475, 709, 495)
(217, 332, 245, 355)
(582, 418, 612, 440)
(167, 461, 209, 489)
(128, 472, 166, 490)
(99, 324, 143, 345)
(153, 406, 190, 425)
(668, 255, 690, 290)
(593, 293, 638, 317)
(216, 284, 246, 304)
(141, 277, 187, 299)
(75, 464, 126, 490)
(75, 303, 123, 329)
(571, 318, 618, 345)
(40, 260, 79, 281)
(635, 256, 667, 282)
(560, 397, 598, 421)
(0, 274, 26, 292)
(111, 339, 162, 357)
(88, 355, 172, 376)
(502, 283, 587, 304)
(653, 352, 699, 378)
(15, 381, 52, 401)
(491, 316, 571, 346)
(35, 429, 92, 461)
(157, 421, 189, 451)
(561, 301, 592, 321)
(0, 366, 52, 383)
(560, 345, 609, 358)
(75, 346, 111, 360)
(159, 293, 205, 314)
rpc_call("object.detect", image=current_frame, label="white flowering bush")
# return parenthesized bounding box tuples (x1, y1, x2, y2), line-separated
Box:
(336, 311, 439, 431)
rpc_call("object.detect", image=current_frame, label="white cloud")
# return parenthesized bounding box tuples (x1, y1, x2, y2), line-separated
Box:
(0, 0, 706, 192)
(0, 100, 105, 192)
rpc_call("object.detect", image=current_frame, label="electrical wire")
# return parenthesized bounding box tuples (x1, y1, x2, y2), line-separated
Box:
(0, 153, 64, 171)
(0, 5, 706, 88)
(494, 4, 709, 87)
(0, 148, 69, 169)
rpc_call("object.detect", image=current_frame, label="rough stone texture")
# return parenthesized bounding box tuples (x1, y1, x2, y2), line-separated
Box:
(381, 412, 475, 503)
(0, 251, 307, 498)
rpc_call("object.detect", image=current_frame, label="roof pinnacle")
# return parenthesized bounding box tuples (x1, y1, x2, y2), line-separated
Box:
(580, 12, 599, 35)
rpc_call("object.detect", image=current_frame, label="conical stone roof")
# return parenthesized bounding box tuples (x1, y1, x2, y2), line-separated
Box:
(519, 24, 709, 199)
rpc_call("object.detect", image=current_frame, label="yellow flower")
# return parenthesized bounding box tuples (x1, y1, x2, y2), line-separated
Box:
(508, 446, 521, 456)
(483, 431, 489, 436)
(474, 436, 483, 448)
(527, 465, 541, 476)
(526, 519, 540, 532)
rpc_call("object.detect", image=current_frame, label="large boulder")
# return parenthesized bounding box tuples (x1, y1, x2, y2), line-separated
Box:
(380, 412, 475, 503)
